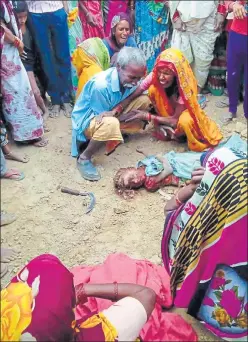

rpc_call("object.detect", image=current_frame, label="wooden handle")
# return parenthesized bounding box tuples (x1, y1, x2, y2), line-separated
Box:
(61, 187, 80, 196)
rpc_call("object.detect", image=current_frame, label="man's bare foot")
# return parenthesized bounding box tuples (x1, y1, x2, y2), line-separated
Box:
(0, 263, 8, 278)
(1, 168, 25, 180)
(0, 211, 17, 226)
(61, 103, 72, 118)
(49, 104, 60, 118)
(4, 150, 29, 163)
(1, 247, 19, 263)
(32, 137, 48, 147)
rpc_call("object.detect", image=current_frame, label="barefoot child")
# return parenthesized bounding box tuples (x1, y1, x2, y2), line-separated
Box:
(14, 1, 49, 122)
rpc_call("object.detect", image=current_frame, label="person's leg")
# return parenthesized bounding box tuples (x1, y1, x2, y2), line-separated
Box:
(226, 31, 244, 122)
(78, 117, 123, 181)
(190, 14, 219, 107)
(27, 71, 48, 117)
(28, 13, 61, 107)
(50, 9, 72, 109)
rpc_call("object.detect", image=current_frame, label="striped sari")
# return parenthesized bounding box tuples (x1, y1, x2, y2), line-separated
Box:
(162, 145, 248, 340)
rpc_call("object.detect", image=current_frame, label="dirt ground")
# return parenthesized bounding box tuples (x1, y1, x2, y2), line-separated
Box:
(1, 95, 247, 287)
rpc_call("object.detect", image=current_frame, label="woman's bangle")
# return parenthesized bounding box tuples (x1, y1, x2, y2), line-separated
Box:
(146, 113, 152, 122)
(113, 281, 118, 301)
(13, 36, 21, 48)
(115, 104, 124, 115)
(152, 115, 159, 124)
(175, 191, 183, 206)
(217, 3, 227, 16)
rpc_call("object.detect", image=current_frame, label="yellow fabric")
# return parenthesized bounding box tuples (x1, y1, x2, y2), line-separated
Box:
(148, 48, 223, 152)
(85, 117, 123, 142)
(80, 312, 118, 341)
(72, 48, 103, 99)
(1, 282, 33, 341)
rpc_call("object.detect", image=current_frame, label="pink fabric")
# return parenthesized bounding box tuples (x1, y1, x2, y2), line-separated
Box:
(174, 215, 248, 308)
(71, 253, 198, 341)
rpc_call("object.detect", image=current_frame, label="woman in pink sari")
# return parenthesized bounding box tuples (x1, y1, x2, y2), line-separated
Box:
(78, 0, 104, 39)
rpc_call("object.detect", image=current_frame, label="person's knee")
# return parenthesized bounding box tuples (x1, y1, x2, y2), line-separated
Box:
(102, 116, 120, 129)
(178, 111, 192, 128)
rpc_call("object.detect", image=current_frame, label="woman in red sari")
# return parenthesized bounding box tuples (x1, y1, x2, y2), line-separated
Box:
(78, 0, 104, 39)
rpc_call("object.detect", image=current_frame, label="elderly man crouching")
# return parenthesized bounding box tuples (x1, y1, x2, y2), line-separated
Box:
(71, 47, 151, 181)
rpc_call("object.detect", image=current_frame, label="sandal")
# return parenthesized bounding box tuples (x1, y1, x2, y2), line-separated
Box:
(77, 158, 101, 181)
(1, 168, 25, 181)
(33, 137, 48, 147)
(61, 103, 72, 118)
(222, 112, 237, 124)
(197, 95, 208, 109)
(49, 104, 60, 118)
(4, 151, 29, 163)
(215, 97, 229, 108)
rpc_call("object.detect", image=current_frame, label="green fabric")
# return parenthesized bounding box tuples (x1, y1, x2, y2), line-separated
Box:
(78, 37, 110, 71)
(68, 1, 83, 98)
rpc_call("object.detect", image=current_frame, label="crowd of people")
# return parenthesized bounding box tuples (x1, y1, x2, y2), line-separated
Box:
(1, 0, 247, 341)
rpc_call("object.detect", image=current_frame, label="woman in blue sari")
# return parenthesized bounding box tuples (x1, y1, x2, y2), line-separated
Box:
(134, 0, 170, 72)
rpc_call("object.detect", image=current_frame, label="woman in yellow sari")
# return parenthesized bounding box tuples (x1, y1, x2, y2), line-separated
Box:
(72, 12, 137, 99)
(122, 48, 223, 152)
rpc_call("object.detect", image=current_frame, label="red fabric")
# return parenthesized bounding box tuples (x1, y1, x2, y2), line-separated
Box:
(225, 1, 248, 35)
(231, 16, 248, 35)
(71, 253, 198, 341)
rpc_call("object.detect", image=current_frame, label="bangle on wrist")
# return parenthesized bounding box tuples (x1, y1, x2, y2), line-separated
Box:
(175, 191, 184, 206)
(13, 36, 20, 48)
(217, 3, 227, 16)
(115, 104, 123, 116)
(146, 113, 152, 122)
(113, 281, 118, 301)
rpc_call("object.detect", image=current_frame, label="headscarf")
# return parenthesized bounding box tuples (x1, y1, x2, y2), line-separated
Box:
(149, 48, 223, 147)
(104, 12, 132, 53)
(110, 12, 131, 34)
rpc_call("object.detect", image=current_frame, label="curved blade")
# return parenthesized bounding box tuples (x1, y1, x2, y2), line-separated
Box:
(80, 192, 95, 214)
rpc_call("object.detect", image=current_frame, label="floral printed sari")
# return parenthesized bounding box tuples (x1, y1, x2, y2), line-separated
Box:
(0, 0, 43, 142)
(162, 146, 248, 340)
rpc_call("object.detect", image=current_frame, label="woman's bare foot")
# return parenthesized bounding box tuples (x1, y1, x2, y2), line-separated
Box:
(49, 104, 60, 118)
(1, 247, 19, 263)
(32, 137, 48, 147)
(1, 168, 25, 180)
(4, 150, 29, 163)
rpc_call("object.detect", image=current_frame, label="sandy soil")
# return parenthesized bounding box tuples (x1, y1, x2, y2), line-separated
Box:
(1, 95, 247, 287)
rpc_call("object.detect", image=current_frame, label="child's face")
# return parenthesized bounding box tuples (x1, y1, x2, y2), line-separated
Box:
(16, 12, 28, 26)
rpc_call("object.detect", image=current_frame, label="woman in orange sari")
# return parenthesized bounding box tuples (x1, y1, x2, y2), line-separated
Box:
(121, 48, 223, 152)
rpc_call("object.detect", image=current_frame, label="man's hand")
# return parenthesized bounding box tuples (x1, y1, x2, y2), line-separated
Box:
(95, 111, 115, 124)
(214, 13, 225, 32)
(123, 110, 148, 122)
(86, 12, 97, 26)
